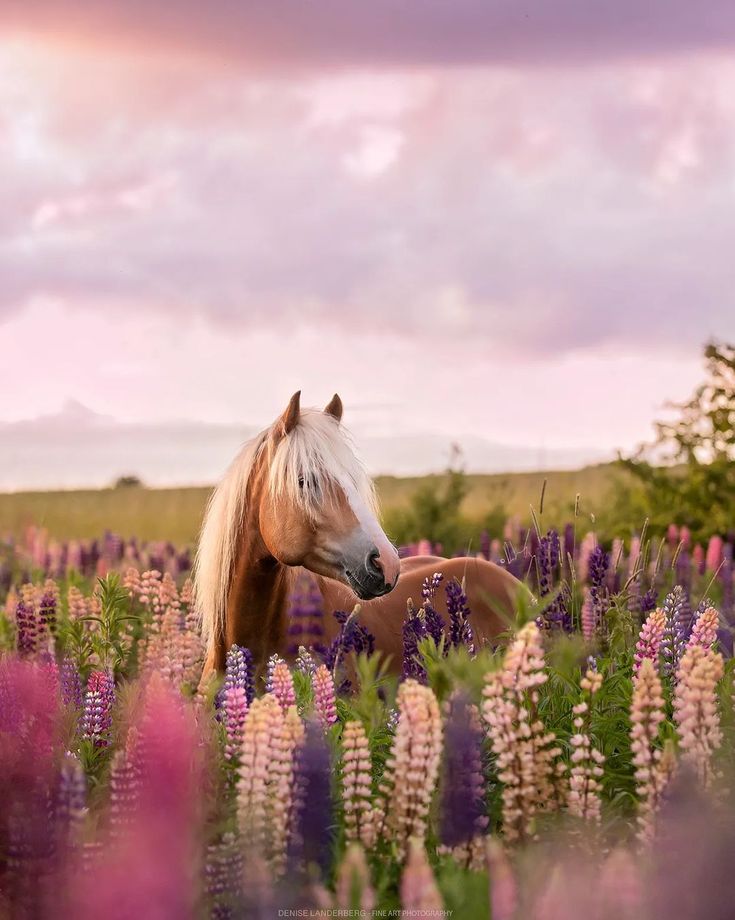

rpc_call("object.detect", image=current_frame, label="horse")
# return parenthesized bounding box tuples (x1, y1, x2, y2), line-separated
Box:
(195, 391, 524, 687)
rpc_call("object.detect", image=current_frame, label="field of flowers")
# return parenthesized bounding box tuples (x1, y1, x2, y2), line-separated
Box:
(1, 521, 734, 919)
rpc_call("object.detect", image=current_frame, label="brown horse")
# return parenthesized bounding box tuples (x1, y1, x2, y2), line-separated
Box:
(195, 392, 523, 685)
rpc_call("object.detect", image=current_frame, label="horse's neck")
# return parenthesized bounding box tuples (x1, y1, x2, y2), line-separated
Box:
(223, 523, 293, 670)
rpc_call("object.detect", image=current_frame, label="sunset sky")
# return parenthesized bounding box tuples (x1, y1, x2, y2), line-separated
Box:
(2, 2, 735, 487)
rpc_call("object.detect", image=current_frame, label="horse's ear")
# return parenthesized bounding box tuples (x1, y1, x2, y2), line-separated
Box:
(276, 390, 301, 437)
(324, 393, 343, 423)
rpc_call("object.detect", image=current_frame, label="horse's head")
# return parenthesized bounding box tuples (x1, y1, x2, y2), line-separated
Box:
(255, 391, 401, 600)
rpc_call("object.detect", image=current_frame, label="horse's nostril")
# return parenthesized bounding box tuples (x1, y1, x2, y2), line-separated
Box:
(366, 548, 383, 579)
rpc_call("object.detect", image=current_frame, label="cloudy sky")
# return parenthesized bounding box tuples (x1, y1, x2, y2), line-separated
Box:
(2, 2, 735, 488)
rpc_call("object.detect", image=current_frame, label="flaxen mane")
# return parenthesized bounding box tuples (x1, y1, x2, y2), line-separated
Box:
(193, 409, 377, 653)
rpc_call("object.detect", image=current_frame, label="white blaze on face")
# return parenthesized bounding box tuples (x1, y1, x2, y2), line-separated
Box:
(338, 474, 401, 586)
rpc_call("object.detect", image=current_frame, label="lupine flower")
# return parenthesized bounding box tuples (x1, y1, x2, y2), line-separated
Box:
(633, 608, 666, 676)
(422, 572, 444, 600)
(60, 657, 83, 710)
(536, 530, 572, 632)
(334, 844, 376, 911)
(286, 572, 325, 656)
(674, 645, 724, 788)
(705, 535, 724, 573)
(341, 720, 375, 848)
(56, 753, 87, 848)
(585, 544, 610, 636)
(688, 606, 719, 650)
(324, 606, 375, 688)
(421, 598, 446, 647)
(295, 645, 317, 676)
(205, 832, 242, 920)
(439, 693, 488, 857)
(581, 588, 596, 641)
(268, 658, 297, 712)
(376, 680, 442, 859)
(82, 670, 116, 747)
(289, 719, 334, 875)
(15, 596, 38, 657)
(486, 838, 518, 920)
(400, 839, 443, 911)
(237, 695, 284, 855)
(630, 658, 669, 842)
(660, 586, 688, 678)
(222, 644, 255, 705)
(446, 578, 476, 652)
(640, 586, 658, 614)
(222, 685, 249, 765)
(312, 664, 338, 728)
(481, 622, 564, 841)
(567, 669, 605, 823)
(401, 601, 428, 682)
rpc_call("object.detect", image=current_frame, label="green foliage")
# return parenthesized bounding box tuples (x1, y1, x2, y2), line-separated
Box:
(618, 340, 735, 540)
(384, 466, 473, 552)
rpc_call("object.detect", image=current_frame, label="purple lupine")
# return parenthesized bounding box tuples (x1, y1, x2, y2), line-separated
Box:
(38, 590, 57, 640)
(445, 579, 476, 653)
(82, 670, 116, 747)
(660, 586, 687, 678)
(221, 644, 254, 706)
(563, 523, 575, 570)
(536, 530, 571, 632)
(586, 545, 610, 635)
(288, 720, 334, 875)
(640, 586, 658, 615)
(324, 609, 376, 691)
(285, 574, 326, 656)
(720, 543, 734, 624)
(440, 694, 488, 849)
(422, 600, 446, 647)
(422, 572, 444, 601)
(15, 598, 38, 658)
(205, 832, 242, 920)
(401, 604, 428, 682)
(60, 657, 83, 710)
(480, 529, 491, 561)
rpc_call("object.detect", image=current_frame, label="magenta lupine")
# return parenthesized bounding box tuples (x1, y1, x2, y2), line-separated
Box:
(312, 664, 338, 728)
(705, 535, 724, 572)
(82, 670, 116, 747)
(633, 608, 666, 676)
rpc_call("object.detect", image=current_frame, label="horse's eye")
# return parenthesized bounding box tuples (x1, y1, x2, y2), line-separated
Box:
(298, 475, 305, 489)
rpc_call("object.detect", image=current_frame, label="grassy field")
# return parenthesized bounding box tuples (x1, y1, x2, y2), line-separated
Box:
(0, 463, 624, 544)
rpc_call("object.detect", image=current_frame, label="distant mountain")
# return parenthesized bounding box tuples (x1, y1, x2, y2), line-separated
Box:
(0, 401, 610, 490)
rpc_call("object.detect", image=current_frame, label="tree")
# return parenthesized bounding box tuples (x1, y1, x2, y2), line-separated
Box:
(618, 341, 735, 539)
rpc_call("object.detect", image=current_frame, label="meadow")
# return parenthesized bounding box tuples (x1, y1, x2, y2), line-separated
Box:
(0, 462, 622, 543)
(1, 514, 734, 918)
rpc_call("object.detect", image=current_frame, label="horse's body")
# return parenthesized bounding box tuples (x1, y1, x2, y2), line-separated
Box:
(196, 393, 522, 686)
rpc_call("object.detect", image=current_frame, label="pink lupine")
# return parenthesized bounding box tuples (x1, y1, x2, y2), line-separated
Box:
(222, 685, 249, 765)
(341, 720, 375, 848)
(482, 622, 564, 841)
(630, 658, 669, 842)
(400, 839, 443, 911)
(312, 664, 338, 728)
(633, 608, 666, 675)
(581, 587, 596, 640)
(674, 645, 724, 788)
(269, 658, 297, 712)
(688, 606, 719, 650)
(377, 680, 442, 859)
(567, 669, 605, 823)
(705, 535, 724, 573)
(486, 838, 518, 920)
